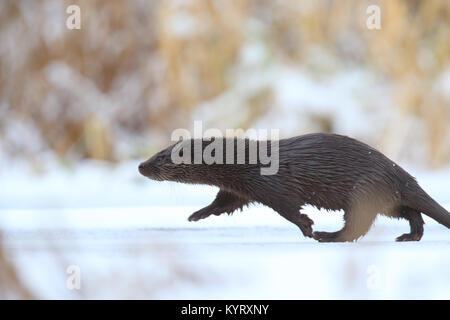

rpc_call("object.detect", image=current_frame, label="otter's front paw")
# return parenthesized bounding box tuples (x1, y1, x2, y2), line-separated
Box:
(188, 209, 211, 222)
(313, 231, 338, 242)
(299, 214, 314, 238)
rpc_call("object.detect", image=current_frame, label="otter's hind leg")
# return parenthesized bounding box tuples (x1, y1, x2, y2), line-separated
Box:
(188, 189, 249, 222)
(313, 208, 378, 242)
(313, 194, 379, 242)
(395, 206, 424, 242)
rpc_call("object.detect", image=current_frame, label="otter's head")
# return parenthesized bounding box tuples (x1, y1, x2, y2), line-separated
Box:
(138, 140, 208, 184)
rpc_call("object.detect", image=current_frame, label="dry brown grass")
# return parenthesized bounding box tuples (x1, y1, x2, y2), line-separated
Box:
(0, 232, 34, 299)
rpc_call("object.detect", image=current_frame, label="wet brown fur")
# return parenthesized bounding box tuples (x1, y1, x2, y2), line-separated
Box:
(139, 133, 449, 242)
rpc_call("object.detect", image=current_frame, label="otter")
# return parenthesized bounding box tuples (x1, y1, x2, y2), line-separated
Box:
(138, 133, 450, 242)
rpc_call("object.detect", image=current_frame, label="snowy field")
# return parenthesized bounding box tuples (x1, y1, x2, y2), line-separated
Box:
(0, 161, 449, 299)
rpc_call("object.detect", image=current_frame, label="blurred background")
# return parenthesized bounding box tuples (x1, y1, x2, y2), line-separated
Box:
(0, 0, 449, 299)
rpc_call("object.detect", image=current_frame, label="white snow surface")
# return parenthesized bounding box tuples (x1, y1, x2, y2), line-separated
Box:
(0, 161, 449, 299)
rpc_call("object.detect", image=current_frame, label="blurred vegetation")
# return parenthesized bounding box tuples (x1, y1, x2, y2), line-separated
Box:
(0, 234, 34, 299)
(0, 0, 449, 167)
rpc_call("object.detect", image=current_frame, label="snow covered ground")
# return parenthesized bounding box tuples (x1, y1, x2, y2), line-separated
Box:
(1, 206, 449, 299)
(0, 161, 449, 299)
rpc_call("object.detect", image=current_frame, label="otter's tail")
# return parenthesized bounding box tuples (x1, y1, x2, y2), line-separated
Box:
(403, 184, 450, 228)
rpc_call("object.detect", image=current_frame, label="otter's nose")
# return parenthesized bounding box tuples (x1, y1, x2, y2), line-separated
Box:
(138, 162, 146, 174)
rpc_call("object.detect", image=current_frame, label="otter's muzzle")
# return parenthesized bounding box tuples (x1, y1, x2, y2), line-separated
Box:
(138, 161, 148, 176)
